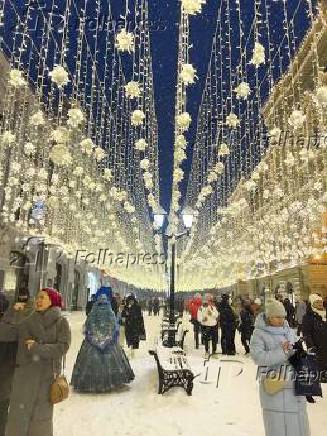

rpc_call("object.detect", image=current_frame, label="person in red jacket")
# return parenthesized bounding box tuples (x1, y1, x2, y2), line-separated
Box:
(188, 293, 203, 349)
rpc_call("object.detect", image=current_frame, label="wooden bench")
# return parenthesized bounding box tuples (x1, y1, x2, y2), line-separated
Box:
(149, 346, 194, 396)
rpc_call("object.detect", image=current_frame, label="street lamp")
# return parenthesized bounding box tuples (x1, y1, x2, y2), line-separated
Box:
(154, 207, 194, 348)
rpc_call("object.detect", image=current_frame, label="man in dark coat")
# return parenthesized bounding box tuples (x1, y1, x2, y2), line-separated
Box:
(302, 293, 327, 383)
(148, 298, 153, 316)
(219, 294, 238, 355)
(153, 297, 160, 316)
(0, 291, 9, 318)
(123, 295, 146, 357)
(239, 301, 255, 354)
(0, 290, 34, 436)
(283, 297, 296, 328)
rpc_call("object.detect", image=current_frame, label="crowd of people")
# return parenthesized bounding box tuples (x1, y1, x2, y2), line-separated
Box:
(0, 286, 326, 436)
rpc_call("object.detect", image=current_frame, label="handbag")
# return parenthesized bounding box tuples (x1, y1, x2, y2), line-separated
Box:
(263, 377, 287, 395)
(293, 352, 323, 397)
(50, 356, 69, 404)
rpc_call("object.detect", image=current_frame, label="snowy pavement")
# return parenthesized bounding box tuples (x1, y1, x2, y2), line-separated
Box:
(54, 312, 327, 436)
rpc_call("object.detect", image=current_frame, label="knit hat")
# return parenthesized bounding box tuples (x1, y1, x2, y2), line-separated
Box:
(309, 293, 324, 314)
(265, 300, 286, 318)
(42, 288, 62, 308)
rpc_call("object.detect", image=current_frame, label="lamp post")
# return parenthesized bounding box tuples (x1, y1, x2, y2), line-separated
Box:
(153, 207, 193, 348)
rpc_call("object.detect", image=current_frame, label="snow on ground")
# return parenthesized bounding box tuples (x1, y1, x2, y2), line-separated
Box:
(54, 312, 327, 436)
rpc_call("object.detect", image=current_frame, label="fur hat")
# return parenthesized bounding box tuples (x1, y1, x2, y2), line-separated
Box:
(265, 300, 286, 318)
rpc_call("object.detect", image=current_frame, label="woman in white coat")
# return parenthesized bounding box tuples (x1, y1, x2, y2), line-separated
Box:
(250, 300, 310, 436)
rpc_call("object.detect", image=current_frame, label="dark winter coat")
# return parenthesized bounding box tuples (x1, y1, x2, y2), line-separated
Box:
(284, 300, 296, 327)
(0, 302, 34, 402)
(219, 302, 238, 330)
(302, 308, 327, 377)
(239, 307, 255, 340)
(0, 293, 9, 317)
(0, 307, 71, 436)
(122, 302, 145, 348)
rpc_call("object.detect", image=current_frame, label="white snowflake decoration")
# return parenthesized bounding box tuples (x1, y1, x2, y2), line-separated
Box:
(181, 63, 197, 85)
(214, 162, 224, 174)
(116, 29, 134, 53)
(218, 142, 230, 156)
(140, 158, 150, 170)
(288, 109, 306, 129)
(234, 82, 251, 99)
(226, 113, 240, 128)
(316, 86, 327, 107)
(67, 108, 84, 128)
(73, 166, 84, 176)
(50, 143, 72, 166)
(1, 131, 16, 146)
(80, 138, 95, 155)
(95, 147, 106, 161)
(181, 0, 206, 15)
(173, 167, 184, 182)
(245, 180, 256, 192)
(251, 42, 265, 67)
(49, 65, 69, 88)
(50, 127, 69, 144)
(29, 110, 45, 127)
(103, 168, 113, 181)
(176, 112, 192, 131)
(131, 110, 145, 126)
(135, 138, 148, 151)
(175, 135, 187, 149)
(9, 69, 27, 87)
(125, 81, 141, 99)
(174, 148, 186, 163)
(24, 142, 35, 154)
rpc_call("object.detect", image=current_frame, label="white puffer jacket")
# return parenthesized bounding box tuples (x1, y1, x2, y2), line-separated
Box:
(197, 304, 219, 327)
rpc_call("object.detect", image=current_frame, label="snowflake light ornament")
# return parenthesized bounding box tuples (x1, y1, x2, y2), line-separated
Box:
(73, 166, 84, 177)
(140, 158, 150, 170)
(49, 65, 69, 87)
(174, 148, 186, 163)
(135, 138, 148, 151)
(181, 0, 206, 15)
(29, 110, 45, 127)
(24, 142, 35, 154)
(173, 167, 184, 182)
(50, 143, 72, 166)
(269, 127, 282, 144)
(80, 138, 95, 155)
(9, 69, 27, 87)
(234, 82, 251, 99)
(176, 112, 192, 131)
(50, 127, 69, 144)
(315, 86, 327, 107)
(94, 147, 107, 161)
(67, 108, 84, 128)
(245, 180, 256, 192)
(125, 81, 141, 99)
(175, 135, 187, 149)
(251, 42, 265, 67)
(181, 63, 197, 85)
(226, 113, 240, 128)
(1, 131, 16, 146)
(103, 168, 113, 181)
(131, 110, 145, 126)
(213, 162, 224, 174)
(218, 142, 230, 156)
(288, 109, 306, 129)
(116, 29, 134, 53)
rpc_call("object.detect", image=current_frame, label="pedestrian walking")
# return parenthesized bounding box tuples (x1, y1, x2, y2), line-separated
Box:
(197, 294, 219, 357)
(239, 301, 255, 354)
(122, 294, 146, 358)
(219, 294, 237, 355)
(295, 298, 307, 336)
(188, 293, 202, 349)
(250, 300, 310, 436)
(0, 288, 71, 436)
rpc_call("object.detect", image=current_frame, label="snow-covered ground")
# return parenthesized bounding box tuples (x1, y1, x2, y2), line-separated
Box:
(54, 312, 327, 436)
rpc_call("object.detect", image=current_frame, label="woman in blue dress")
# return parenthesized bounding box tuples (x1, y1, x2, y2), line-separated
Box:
(71, 294, 134, 392)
